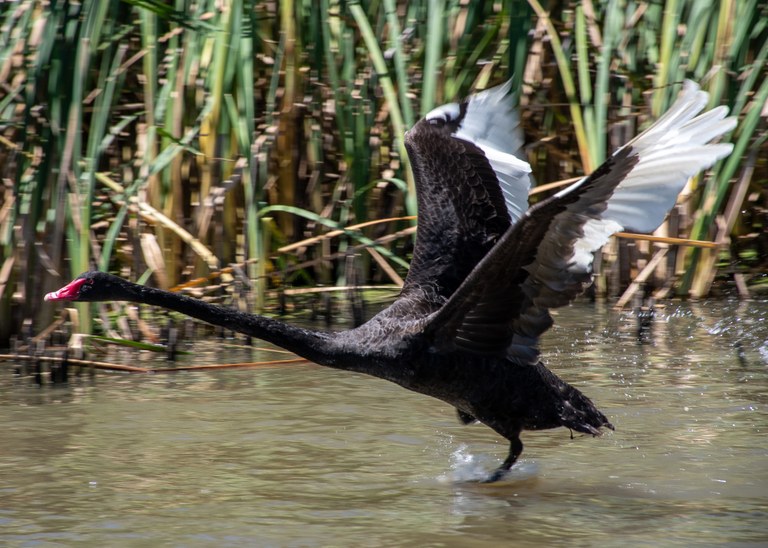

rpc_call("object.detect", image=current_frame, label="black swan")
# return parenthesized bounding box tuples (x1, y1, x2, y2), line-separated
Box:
(46, 81, 735, 482)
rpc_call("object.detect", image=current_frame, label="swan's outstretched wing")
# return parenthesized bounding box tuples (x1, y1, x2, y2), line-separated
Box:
(402, 81, 531, 297)
(425, 81, 736, 358)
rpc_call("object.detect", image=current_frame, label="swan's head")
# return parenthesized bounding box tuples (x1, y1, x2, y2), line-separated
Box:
(44, 271, 118, 302)
(424, 102, 466, 131)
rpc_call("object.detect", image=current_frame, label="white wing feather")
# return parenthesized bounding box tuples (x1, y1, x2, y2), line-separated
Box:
(559, 80, 736, 273)
(453, 80, 533, 224)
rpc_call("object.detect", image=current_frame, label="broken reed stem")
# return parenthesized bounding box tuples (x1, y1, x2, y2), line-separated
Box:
(365, 246, 405, 286)
(277, 215, 417, 253)
(614, 247, 670, 309)
(283, 285, 401, 295)
(95, 172, 220, 270)
(529, 176, 584, 195)
(614, 232, 718, 248)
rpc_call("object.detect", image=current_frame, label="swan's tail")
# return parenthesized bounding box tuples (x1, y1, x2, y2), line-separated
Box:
(530, 362, 614, 435)
(555, 381, 614, 435)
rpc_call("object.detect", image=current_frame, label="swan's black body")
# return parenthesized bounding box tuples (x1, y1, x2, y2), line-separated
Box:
(46, 81, 735, 481)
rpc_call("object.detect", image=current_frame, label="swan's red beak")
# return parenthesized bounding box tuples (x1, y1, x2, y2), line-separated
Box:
(44, 278, 87, 302)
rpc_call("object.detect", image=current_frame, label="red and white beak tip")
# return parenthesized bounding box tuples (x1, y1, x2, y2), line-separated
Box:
(44, 278, 86, 301)
(43, 290, 59, 301)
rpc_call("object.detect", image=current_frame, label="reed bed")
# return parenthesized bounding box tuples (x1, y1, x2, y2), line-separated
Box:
(0, 0, 766, 347)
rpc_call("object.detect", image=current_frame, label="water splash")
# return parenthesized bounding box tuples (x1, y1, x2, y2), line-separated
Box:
(436, 443, 539, 483)
(759, 343, 768, 366)
(438, 444, 490, 483)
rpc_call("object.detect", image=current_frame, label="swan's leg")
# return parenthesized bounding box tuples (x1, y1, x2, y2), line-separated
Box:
(483, 436, 523, 483)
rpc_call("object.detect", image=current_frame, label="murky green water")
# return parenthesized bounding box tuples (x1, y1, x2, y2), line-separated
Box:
(1, 300, 766, 546)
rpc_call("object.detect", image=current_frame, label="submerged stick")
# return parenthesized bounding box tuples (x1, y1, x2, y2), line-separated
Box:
(0, 354, 308, 374)
(0, 354, 151, 373)
(150, 357, 309, 373)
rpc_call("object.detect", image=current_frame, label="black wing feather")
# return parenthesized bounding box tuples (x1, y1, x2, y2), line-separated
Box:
(401, 119, 511, 299)
(424, 147, 638, 358)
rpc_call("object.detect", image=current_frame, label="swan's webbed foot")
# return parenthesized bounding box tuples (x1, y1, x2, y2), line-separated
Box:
(481, 437, 523, 483)
(456, 408, 478, 425)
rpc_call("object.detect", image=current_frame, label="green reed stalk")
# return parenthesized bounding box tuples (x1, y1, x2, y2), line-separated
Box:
(507, 0, 531, 93)
(528, 0, 592, 172)
(320, 0, 346, 150)
(574, 6, 597, 168)
(652, 0, 680, 116)
(140, 5, 158, 205)
(239, 2, 260, 304)
(384, 0, 415, 129)
(593, 0, 621, 167)
(421, 0, 444, 115)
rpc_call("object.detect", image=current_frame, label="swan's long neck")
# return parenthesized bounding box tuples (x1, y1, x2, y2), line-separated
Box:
(116, 282, 338, 366)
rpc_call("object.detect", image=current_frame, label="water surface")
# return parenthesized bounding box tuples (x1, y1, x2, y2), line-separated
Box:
(1, 300, 767, 546)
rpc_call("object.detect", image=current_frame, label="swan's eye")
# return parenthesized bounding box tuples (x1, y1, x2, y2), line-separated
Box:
(425, 103, 461, 125)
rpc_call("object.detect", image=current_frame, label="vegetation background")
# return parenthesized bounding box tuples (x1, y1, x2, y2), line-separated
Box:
(1, 0, 766, 347)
